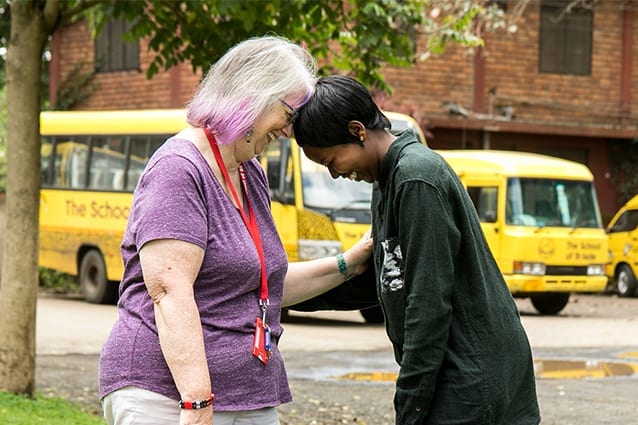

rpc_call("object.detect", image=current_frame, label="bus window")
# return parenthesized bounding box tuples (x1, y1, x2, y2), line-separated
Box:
(265, 141, 282, 193)
(262, 136, 294, 203)
(41, 137, 54, 186)
(52, 139, 90, 188)
(129, 135, 166, 160)
(506, 178, 602, 228)
(127, 135, 166, 191)
(42, 135, 167, 192)
(608, 210, 638, 233)
(89, 136, 127, 191)
(300, 154, 371, 212)
(467, 186, 498, 223)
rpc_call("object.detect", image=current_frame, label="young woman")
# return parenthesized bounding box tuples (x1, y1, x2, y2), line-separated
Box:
(293, 75, 541, 425)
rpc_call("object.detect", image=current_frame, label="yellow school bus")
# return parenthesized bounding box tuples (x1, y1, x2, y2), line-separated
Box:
(39, 110, 185, 304)
(39, 109, 423, 319)
(605, 194, 638, 297)
(438, 150, 608, 314)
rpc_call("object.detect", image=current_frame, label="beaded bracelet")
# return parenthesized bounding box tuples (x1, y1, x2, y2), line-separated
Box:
(178, 393, 214, 409)
(336, 253, 348, 277)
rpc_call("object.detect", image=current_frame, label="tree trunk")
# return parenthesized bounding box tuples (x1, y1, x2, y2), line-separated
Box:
(0, 1, 49, 395)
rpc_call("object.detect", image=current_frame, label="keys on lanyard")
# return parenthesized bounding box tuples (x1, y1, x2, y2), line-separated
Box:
(252, 301, 272, 364)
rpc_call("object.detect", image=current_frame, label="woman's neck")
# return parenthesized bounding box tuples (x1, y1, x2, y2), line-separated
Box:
(189, 127, 241, 173)
(217, 142, 241, 173)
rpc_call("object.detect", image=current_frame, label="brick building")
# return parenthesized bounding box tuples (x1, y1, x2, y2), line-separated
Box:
(48, 1, 638, 220)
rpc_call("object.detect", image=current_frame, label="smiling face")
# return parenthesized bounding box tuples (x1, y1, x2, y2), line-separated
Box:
(235, 99, 298, 160)
(302, 142, 378, 183)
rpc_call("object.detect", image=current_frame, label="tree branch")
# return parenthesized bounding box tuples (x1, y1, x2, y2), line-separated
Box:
(552, 0, 592, 23)
(510, 0, 532, 20)
(42, 0, 60, 34)
(58, 0, 112, 27)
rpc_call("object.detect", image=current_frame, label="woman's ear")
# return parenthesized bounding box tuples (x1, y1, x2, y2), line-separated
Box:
(348, 121, 366, 142)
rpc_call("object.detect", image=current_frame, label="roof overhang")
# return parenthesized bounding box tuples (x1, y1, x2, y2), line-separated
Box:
(426, 117, 638, 139)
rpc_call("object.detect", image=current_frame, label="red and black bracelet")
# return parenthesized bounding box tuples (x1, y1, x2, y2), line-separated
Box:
(178, 393, 214, 409)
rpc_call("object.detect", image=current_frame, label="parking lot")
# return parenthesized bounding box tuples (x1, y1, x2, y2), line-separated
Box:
(35, 292, 638, 424)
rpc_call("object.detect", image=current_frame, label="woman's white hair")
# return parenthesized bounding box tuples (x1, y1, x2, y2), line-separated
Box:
(187, 35, 317, 144)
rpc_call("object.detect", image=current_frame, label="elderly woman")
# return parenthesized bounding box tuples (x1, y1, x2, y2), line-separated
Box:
(98, 38, 372, 425)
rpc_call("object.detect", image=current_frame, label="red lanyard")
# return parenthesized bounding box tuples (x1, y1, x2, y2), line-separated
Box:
(204, 129, 269, 305)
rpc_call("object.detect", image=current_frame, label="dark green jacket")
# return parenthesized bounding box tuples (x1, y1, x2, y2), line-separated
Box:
(372, 134, 540, 425)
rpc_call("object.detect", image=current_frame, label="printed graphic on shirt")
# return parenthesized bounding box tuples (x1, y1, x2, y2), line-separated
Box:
(380, 238, 404, 292)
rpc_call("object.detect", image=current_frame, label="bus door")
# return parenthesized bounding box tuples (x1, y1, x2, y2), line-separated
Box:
(262, 136, 300, 259)
(463, 178, 502, 260)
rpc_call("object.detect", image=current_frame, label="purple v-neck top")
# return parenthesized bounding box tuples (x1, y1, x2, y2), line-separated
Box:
(98, 137, 291, 411)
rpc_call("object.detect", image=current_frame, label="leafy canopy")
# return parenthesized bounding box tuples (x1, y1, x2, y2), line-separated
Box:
(78, 0, 508, 93)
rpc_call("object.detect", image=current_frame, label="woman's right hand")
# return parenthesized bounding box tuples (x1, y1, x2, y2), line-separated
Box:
(342, 229, 373, 278)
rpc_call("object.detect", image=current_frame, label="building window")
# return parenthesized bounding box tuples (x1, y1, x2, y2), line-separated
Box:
(539, 0, 593, 75)
(95, 17, 139, 73)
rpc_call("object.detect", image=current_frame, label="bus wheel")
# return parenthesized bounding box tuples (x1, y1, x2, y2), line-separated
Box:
(80, 250, 116, 304)
(530, 293, 570, 315)
(359, 306, 384, 324)
(616, 265, 637, 298)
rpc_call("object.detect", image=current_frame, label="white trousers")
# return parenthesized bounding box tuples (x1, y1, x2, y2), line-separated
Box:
(102, 386, 280, 425)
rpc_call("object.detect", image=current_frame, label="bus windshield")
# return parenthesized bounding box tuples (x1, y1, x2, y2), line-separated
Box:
(300, 154, 372, 210)
(506, 177, 602, 228)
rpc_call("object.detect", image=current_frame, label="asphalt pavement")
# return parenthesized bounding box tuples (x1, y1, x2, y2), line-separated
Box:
(34, 293, 638, 424)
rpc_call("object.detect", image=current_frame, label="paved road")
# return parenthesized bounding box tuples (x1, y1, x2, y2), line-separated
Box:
(36, 292, 638, 355)
(35, 293, 638, 424)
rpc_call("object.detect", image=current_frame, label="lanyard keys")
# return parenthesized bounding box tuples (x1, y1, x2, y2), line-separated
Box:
(252, 316, 272, 364)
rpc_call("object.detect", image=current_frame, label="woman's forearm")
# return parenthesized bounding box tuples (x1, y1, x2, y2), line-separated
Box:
(140, 239, 211, 402)
(282, 233, 373, 306)
(154, 289, 212, 401)
(282, 255, 346, 307)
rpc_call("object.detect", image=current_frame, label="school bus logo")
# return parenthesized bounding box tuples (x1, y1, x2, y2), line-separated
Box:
(538, 238, 555, 259)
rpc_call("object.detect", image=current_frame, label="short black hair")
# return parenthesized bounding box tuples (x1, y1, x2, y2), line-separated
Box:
(293, 75, 391, 148)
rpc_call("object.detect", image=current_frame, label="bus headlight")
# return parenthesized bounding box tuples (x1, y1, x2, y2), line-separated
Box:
(298, 239, 342, 260)
(587, 264, 606, 276)
(513, 261, 546, 275)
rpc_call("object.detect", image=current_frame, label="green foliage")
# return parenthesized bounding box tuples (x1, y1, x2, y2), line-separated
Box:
(79, 0, 507, 93)
(0, 1, 8, 91)
(0, 391, 104, 425)
(38, 267, 80, 295)
(427, 4, 484, 54)
(53, 62, 98, 110)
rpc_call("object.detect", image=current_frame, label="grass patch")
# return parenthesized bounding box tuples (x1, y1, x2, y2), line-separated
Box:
(38, 267, 81, 296)
(0, 392, 104, 424)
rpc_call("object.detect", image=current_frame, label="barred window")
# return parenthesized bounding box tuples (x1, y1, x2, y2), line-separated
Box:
(95, 17, 139, 73)
(539, 0, 593, 75)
